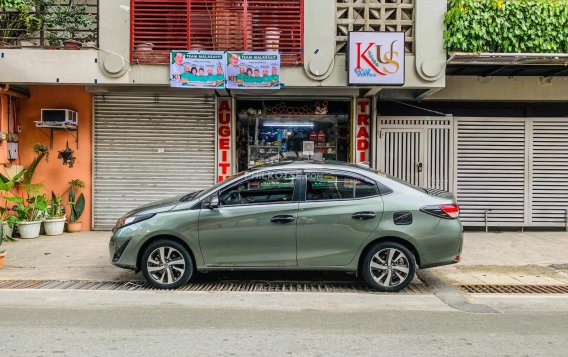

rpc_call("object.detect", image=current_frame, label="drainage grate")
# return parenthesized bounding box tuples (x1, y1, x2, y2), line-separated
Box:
(0, 279, 430, 294)
(459, 284, 568, 294)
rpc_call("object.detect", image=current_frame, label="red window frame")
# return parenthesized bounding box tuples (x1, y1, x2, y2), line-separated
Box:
(130, 0, 304, 65)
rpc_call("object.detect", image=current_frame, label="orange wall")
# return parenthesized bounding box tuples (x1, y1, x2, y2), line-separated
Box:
(15, 85, 92, 230)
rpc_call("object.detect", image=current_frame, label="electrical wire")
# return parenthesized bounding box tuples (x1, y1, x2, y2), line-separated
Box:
(382, 99, 450, 117)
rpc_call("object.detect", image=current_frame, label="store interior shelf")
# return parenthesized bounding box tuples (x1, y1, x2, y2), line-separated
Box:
(238, 113, 348, 120)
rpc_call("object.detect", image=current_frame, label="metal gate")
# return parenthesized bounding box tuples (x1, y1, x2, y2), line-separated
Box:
(455, 117, 568, 228)
(93, 93, 216, 230)
(377, 117, 453, 191)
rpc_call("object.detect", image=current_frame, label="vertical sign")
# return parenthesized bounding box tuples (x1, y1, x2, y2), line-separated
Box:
(216, 98, 233, 182)
(354, 98, 371, 164)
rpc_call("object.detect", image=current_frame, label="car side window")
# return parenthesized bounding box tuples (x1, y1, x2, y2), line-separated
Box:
(306, 173, 378, 201)
(219, 172, 296, 206)
(355, 178, 379, 198)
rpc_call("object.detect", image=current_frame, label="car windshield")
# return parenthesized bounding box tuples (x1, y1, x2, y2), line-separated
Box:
(191, 171, 247, 200)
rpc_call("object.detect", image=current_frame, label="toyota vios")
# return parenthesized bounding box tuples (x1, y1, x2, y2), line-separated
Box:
(110, 161, 463, 292)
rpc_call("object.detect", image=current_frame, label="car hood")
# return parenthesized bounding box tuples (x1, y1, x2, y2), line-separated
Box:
(124, 194, 185, 217)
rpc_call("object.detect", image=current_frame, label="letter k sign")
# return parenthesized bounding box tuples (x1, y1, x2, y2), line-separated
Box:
(356, 42, 386, 76)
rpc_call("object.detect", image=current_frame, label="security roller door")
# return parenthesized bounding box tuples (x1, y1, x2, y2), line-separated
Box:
(94, 94, 216, 230)
(455, 118, 527, 227)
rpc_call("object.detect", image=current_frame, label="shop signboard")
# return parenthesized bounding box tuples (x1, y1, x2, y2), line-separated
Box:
(170, 51, 226, 88)
(216, 97, 234, 182)
(354, 98, 371, 164)
(348, 32, 405, 86)
(225, 51, 281, 89)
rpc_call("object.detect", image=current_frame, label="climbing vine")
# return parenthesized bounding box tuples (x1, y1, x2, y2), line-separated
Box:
(444, 0, 568, 53)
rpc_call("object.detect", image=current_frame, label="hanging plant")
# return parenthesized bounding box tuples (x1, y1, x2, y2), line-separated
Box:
(57, 142, 76, 168)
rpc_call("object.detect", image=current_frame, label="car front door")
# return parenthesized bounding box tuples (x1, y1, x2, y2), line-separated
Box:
(297, 171, 384, 267)
(198, 170, 300, 267)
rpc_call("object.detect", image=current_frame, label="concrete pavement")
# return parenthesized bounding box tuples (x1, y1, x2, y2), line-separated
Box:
(1, 289, 568, 357)
(0, 230, 567, 285)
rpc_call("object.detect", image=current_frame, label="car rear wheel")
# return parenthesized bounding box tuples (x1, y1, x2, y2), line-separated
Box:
(141, 240, 193, 289)
(362, 242, 416, 292)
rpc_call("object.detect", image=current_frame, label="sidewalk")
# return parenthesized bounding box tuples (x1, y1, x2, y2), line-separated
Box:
(0, 231, 567, 285)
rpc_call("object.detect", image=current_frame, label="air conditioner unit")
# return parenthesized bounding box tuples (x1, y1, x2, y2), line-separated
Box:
(39, 109, 78, 126)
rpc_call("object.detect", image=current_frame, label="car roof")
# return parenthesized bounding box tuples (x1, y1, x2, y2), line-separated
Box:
(248, 160, 378, 175)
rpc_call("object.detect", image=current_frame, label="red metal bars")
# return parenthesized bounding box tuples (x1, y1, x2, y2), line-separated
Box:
(131, 0, 303, 65)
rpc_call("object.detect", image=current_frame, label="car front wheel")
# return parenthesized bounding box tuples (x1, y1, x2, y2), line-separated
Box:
(362, 241, 416, 292)
(141, 239, 193, 289)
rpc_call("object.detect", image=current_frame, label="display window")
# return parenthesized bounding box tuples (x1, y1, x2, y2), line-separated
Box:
(236, 99, 351, 171)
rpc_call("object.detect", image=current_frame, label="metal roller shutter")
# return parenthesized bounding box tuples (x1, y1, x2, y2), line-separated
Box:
(531, 119, 568, 227)
(455, 118, 527, 226)
(94, 93, 216, 230)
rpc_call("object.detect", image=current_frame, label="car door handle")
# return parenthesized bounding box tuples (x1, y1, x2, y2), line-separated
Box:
(352, 211, 376, 220)
(271, 215, 296, 224)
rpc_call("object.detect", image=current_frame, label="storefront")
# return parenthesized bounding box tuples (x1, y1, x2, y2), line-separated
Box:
(93, 92, 216, 230)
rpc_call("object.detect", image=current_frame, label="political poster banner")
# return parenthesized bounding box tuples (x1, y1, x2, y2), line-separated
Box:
(225, 51, 281, 89)
(170, 50, 226, 88)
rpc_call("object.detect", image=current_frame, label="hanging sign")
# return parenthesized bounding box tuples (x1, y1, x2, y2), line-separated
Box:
(225, 51, 281, 89)
(216, 97, 234, 183)
(170, 51, 226, 88)
(348, 32, 405, 86)
(354, 98, 371, 164)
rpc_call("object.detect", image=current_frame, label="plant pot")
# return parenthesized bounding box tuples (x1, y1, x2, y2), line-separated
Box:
(0, 250, 6, 269)
(63, 39, 82, 50)
(2, 221, 12, 240)
(44, 218, 66, 236)
(67, 221, 82, 233)
(17, 221, 42, 239)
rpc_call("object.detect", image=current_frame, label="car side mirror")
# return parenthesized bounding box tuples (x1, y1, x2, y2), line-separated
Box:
(208, 196, 220, 209)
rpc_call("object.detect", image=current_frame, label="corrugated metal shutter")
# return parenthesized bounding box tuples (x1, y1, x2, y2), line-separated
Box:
(93, 93, 216, 230)
(455, 118, 527, 226)
(531, 119, 568, 227)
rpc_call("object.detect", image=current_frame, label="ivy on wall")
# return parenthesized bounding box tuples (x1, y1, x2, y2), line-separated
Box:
(444, 0, 568, 53)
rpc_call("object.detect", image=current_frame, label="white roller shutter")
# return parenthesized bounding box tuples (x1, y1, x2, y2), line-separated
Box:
(531, 119, 568, 227)
(455, 118, 527, 226)
(94, 93, 216, 230)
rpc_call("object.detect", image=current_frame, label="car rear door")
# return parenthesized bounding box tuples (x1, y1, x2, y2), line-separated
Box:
(297, 170, 384, 267)
(198, 170, 300, 267)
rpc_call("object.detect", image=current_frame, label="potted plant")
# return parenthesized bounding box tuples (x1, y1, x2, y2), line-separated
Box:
(43, 0, 94, 49)
(0, 168, 26, 240)
(5, 143, 48, 239)
(43, 192, 65, 236)
(0, 0, 42, 48)
(66, 179, 85, 232)
(7, 194, 48, 238)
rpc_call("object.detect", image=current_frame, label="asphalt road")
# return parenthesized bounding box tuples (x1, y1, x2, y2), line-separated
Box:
(1, 290, 567, 357)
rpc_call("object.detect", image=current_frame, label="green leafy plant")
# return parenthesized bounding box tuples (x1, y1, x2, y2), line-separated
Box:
(47, 191, 64, 219)
(0, 0, 43, 45)
(444, 0, 568, 53)
(43, 0, 94, 46)
(6, 194, 48, 222)
(67, 179, 85, 223)
(0, 168, 25, 242)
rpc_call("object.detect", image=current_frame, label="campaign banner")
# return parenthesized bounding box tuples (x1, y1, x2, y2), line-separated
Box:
(170, 51, 226, 88)
(225, 51, 281, 89)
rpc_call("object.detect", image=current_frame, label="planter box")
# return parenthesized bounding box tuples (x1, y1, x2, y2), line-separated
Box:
(0, 251, 6, 269)
(67, 221, 82, 233)
(17, 221, 42, 239)
(44, 218, 66, 236)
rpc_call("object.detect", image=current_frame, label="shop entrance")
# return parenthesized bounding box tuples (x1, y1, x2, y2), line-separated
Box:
(236, 99, 351, 171)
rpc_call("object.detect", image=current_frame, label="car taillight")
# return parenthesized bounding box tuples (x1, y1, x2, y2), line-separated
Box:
(420, 204, 460, 219)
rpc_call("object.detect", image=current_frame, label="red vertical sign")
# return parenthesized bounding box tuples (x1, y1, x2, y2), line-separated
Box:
(354, 98, 371, 164)
(216, 98, 233, 182)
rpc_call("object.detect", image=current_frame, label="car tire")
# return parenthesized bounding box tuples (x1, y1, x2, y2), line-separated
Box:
(362, 241, 416, 293)
(141, 239, 194, 289)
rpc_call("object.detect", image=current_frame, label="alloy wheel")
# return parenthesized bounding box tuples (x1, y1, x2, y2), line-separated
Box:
(146, 246, 186, 285)
(369, 248, 410, 288)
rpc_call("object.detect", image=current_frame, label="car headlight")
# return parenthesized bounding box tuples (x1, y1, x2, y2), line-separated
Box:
(115, 213, 156, 230)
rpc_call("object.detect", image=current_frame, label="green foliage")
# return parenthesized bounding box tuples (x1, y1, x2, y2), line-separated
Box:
(444, 0, 568, 53)
(6, 194, 48, 222)
(43, 0, 94, 46)
(67, 179, 86, 222)
(47, 191, 64, 219)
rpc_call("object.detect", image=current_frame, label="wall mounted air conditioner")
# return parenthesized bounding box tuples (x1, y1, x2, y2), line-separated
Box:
(39, 109, 78, 126)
